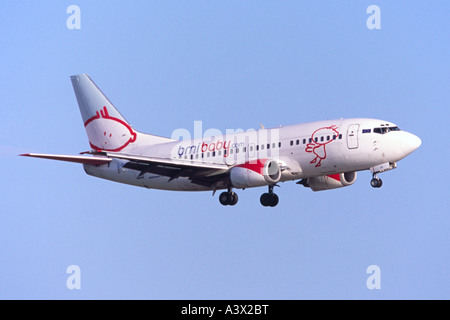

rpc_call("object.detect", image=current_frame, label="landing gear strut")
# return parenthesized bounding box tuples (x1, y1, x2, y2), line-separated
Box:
(370, 173, 383, 188)
(219, 188, 238, 206)
(260, 185, 279, 207)
(370, 162, 397, 188)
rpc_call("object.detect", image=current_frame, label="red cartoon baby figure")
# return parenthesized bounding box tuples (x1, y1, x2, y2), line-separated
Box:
(305, 125, 339, 167)
(84, 106, 137, 152)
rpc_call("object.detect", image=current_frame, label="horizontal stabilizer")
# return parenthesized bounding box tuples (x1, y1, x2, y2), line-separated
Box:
(20, 153, 112, 165)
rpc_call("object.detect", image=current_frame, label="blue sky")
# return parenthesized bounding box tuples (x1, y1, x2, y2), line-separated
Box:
(1, 1, 449, 299)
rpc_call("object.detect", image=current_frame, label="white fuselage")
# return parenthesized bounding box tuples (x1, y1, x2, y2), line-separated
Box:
(83, 118, 421, 191)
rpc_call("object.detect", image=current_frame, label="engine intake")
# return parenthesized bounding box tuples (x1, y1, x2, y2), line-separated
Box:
(263, 160, 281, 184)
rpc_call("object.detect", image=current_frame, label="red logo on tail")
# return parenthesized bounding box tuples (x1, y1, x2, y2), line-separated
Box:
(84, 106, 137, 152)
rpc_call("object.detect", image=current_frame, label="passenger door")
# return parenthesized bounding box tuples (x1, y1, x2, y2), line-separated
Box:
(347, 124, 360, 149)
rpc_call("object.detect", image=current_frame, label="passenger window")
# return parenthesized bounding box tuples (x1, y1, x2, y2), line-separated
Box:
(320, 136, 324, 142)
(290, 140, 293, 146)
(303, 139, 306, 144)
(296, 139, 299, 145)
(267, 144, 270, 149)
(339, 134, 342, 139)
(278, 142, 281, 147)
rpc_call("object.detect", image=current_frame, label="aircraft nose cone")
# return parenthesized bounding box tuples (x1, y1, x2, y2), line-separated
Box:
(402, 132, 422, 156)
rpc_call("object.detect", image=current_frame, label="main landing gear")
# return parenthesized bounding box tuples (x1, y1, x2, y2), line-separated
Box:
(370, 173, 383, 188)
(219, 188, 238, 206)
(218, 185, 280, 207)
(260, 185, 279, 207)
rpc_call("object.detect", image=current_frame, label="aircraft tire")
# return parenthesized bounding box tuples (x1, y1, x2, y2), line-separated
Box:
(370, 178, 382, 188)
(260, 193, 270, 207)
(219, 192, 230, 205)
(230, 192, 238, 206)
(269, 193, 279, 207)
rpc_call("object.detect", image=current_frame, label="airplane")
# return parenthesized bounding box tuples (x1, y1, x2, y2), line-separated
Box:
(21, 74, 422, 207)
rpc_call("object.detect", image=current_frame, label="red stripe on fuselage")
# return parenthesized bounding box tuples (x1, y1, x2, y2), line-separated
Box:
(236, 159, 268, 175)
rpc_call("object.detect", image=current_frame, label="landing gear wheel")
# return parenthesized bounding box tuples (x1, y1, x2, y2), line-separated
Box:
(229, 192, 238, 206)
(219, 191, 238, 206)
(260, 193, 270, 207)
(260, 192, 279, 207)
(269, 193, 279, 207)
(370, 178, 383, 188)
(219, 192, 230, 205)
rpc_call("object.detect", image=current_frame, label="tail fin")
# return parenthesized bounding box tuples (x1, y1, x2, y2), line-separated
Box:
(71, 74, 174, 152)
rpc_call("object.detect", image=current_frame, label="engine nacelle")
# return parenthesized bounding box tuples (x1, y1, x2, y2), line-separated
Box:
(299, 172, 357, 191)
(230, 159, 281, 188)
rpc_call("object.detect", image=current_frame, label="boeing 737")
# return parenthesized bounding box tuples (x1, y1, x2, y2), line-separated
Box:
(21, 74, 421, 207)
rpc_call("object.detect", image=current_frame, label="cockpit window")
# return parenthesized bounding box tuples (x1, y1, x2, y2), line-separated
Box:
(373, 127, 387, 134)
(373, 126, 401, 134)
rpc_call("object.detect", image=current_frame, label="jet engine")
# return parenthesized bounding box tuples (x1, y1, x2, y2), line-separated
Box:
(298, 172, 357, 191)
(230, 159, 281, 188)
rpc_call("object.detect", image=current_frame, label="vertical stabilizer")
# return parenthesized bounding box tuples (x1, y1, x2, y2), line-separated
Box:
(71, 74, 175, 152)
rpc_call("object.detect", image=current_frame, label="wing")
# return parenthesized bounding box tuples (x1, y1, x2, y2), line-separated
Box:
(99, 151, 230, 187)
(21, 151, 231, 188)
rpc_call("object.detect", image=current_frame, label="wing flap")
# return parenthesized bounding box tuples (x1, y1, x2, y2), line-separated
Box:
(103, 151, 230, 184)
(101, 151, 230, 171)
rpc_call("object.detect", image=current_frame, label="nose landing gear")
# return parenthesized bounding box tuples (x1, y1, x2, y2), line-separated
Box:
(260, 184, 279, 207)
(370, 162, 397, 188)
